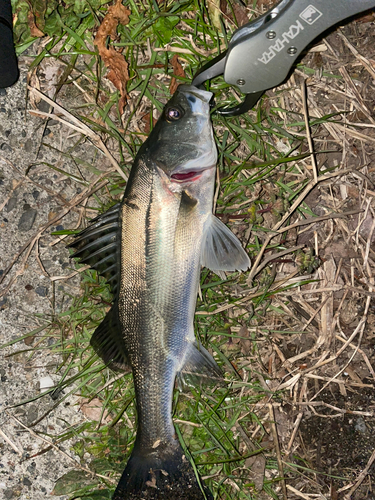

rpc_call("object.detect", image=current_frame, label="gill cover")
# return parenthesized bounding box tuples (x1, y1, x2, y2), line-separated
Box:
(138, 86, 217, 175)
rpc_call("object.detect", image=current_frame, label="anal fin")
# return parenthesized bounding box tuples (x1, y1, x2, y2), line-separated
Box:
(90, 300, 129, 372)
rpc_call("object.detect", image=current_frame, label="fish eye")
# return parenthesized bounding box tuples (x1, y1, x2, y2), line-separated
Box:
(165, 106, 183, 122)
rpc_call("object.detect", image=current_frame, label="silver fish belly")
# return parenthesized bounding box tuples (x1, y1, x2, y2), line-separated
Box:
(69, 85, 250, 499)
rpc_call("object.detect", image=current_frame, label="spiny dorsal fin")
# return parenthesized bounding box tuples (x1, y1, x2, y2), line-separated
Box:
(68, 203, 121, 295)
(201, 214, 250, 278)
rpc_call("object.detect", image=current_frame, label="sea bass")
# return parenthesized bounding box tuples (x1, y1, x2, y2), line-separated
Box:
(69, 85, 250, 499)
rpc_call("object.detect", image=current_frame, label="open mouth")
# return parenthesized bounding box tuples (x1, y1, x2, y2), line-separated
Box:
(171, 170, 202, 182)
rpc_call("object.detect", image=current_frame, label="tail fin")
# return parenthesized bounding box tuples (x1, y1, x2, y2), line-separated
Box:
(112, 439, 213, 500)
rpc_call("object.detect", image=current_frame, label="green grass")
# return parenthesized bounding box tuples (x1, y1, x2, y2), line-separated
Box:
(3, 0, 341, 498)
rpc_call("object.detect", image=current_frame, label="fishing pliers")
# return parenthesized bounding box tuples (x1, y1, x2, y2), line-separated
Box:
(192, 0, 375, 116)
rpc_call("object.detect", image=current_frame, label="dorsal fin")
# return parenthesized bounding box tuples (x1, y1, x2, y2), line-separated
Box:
(68, 203, 121, 295)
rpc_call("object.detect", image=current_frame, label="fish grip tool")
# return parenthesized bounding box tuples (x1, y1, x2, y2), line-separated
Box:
(193, 0, 375, 116)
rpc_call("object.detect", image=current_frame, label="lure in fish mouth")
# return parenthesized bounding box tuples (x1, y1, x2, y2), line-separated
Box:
(69, 85, 250, 499)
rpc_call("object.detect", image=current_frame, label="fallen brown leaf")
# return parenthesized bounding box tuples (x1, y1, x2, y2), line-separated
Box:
(79, 397, 112, 424)
(220, 0, 249, 27)
(245, 455, 266, 491)
(94, 0, 131, 114)
(355, 11, 375, 23)
(170, 55, 185, 95)
(27, 11, 44, 38)
(232, 2, 249, 27)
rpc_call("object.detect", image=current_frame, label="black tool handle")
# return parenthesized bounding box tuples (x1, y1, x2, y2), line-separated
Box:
(0, 0, 19, 88)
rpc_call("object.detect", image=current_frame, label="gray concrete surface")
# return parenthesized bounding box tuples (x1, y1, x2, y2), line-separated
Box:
(0, 54, 109, 499)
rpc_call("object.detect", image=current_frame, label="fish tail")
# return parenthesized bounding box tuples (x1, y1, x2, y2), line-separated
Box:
(112, 439, 212, 500)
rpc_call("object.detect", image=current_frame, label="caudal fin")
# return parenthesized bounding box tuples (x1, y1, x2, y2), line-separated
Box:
(112, 439, 213, 500)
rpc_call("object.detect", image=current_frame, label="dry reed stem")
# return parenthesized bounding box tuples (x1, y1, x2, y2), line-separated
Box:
(268, 403, 288, 500)
(0, 426, 23, 455)
(344, 448, 375, 499)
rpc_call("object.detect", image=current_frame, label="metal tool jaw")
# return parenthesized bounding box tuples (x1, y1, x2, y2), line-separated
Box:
(193, 0, 375, 116)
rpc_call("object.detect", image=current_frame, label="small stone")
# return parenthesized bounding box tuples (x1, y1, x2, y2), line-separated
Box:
(4, 487, 22, 499)
(56, 224, 64, 231)
(38, 100, 50, 113)
(22, 477, 32, 487)
(4, 130, 10, 137)
(0, 89, 6, 96)
(24, 335, 35, 346)
(40, 376, 54, 393)
(6, 197, 17, 212)
(18, 208, 37, 231)
(0, 143, 12, 152)
(24, 139, 33, 153)
(32, 190, 39, 199)
(26, 404, 38, 425)
(35, 286, 48, 297)
(25, 284, 33, 291)
(355, 417, 366, 433)
(26, 464, 35, 474)
(0, 298, 7, 310)
(0, 107, 6, 113)
(43, 128, 52, 136)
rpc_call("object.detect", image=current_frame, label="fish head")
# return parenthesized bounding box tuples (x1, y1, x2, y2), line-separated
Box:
(140, 85, 218, 198)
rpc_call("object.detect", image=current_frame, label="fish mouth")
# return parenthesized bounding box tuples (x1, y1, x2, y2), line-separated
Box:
(170, 166, 214, 183)
(177, 85, 213, 104)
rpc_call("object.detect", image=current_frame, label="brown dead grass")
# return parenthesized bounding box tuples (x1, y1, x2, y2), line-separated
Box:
(228, 18, 375, 500)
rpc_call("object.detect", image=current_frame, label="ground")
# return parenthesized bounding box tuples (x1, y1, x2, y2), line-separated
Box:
(1, 2, 375, 500)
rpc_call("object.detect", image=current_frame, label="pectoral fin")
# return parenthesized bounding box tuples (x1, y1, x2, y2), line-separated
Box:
(201, 215, 250, 277)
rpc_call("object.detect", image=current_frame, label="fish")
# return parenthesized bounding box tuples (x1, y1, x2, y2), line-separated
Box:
(68, 85, 250, 499)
